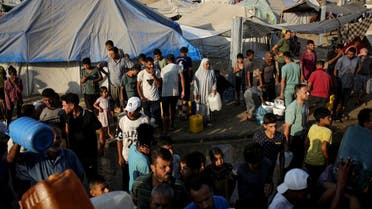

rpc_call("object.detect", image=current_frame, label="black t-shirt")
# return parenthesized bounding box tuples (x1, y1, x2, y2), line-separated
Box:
(260, 61, 276, 84)
(66, 107, 101, 158)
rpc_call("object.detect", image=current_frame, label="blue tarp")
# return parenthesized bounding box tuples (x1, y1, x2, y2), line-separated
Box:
(0, 0, 201, 63)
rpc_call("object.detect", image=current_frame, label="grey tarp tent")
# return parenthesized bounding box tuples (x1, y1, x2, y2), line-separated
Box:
(0, 0, 200, 95)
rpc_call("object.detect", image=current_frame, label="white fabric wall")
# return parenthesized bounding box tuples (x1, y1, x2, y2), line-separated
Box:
(282, 12, 314, 25)
(0, 62, 109, 96)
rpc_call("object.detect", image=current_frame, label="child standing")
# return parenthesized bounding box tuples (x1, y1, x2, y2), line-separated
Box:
(94, 86, 113, 155)
(120, 64, 140, 105)
(4, 66, 23, 124)
(233, 53, 246, 104)
(304, 107, 332, 184)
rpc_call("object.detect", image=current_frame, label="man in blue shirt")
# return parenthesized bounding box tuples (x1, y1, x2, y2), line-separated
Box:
(7, 126, 87, 190)
(184, 177, 229, 209)
(128, 123, 154, 192)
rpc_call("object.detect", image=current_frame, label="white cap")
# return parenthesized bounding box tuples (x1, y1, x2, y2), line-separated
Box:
(277, 168, 309, 194)
(125, 97, 141, 113)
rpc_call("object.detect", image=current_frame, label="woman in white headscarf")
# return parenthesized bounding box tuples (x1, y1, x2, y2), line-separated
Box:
(193, 58, 217, 125)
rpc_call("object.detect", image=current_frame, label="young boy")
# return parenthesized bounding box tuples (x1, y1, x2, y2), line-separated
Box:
(117, 96, 149, 191)
(308, 60, 332, 112)
(120, 64, 141, 105)
(304, 107, 332, 183)
(253, 113, 285, 179)
(89, 176, 109, 197)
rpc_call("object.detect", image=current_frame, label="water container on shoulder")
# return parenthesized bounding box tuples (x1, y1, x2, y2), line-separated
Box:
(9, 117, 54, 153)
(21, 169, 94, 209)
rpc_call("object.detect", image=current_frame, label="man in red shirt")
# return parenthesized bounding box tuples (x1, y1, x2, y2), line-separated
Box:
(300, 40, 317, 81)
(308, 60, 332, 112)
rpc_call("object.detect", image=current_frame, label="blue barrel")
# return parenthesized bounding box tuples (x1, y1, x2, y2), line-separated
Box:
(9, 117, 54, 153)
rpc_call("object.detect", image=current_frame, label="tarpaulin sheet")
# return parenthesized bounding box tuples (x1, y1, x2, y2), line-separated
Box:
(0, 0, 201, 63)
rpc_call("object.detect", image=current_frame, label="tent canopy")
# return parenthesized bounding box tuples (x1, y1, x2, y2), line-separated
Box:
(279, 12, 369, 34)
(177, 2, 254, 33)
(283, 1, 367, 15)
(0, 0, 201, 63)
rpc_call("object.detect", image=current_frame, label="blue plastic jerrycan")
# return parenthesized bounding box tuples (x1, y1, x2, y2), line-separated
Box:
(9, 117, 54, 152)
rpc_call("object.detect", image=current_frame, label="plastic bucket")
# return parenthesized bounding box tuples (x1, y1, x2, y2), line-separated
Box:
(9, 117, 54, 153)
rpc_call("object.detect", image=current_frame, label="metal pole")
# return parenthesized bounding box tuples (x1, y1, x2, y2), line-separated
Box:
(230, 16, 243, 71)
(319, 0, 327, 46)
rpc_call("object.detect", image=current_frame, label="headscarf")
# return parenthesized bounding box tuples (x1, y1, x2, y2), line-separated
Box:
(193, 58, 216, 104)
(196, 58, 210, 73)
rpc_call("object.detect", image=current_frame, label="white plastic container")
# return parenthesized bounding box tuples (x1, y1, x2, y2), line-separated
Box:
(273, 99, 285, 116)
(91, 191, 134, 209)
(261, 102, 274, 113)
(207, 92, 222, 112)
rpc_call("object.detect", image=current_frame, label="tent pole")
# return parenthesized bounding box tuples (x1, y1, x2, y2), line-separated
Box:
(319, 0, 327, 46)
(26, 63, 30, 96)
(230, 16, 243, 71)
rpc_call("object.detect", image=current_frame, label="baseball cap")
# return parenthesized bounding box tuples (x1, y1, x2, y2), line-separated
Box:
(277, 168, 309, 194)
(125, 97, 141, 113)
(359, 48, 368, 56)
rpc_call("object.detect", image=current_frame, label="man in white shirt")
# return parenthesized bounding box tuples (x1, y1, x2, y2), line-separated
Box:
(137, 57, 162, 127)
(161, 54, 185, 133)
(268, 168, 310, 209)
(117, 97, 149, 191)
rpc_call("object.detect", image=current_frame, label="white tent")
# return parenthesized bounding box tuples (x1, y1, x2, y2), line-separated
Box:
(0, 0, 200, 95)
(177, 2, 254, 33)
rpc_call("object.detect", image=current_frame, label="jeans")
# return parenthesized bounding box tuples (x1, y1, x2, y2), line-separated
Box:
(244, 88, 261, 115)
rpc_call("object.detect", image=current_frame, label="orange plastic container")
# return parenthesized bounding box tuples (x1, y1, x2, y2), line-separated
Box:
(189, 114, 203, 133)
(21, 169, 93, 209)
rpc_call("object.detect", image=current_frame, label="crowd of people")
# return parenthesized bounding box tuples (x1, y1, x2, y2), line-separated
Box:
(0, 33, 371, 209)
(236, 32, 371, 121)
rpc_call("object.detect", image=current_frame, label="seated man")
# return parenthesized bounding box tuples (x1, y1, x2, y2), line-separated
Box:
(184, 177, 230, 209)
(7, 126, 87, 193)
